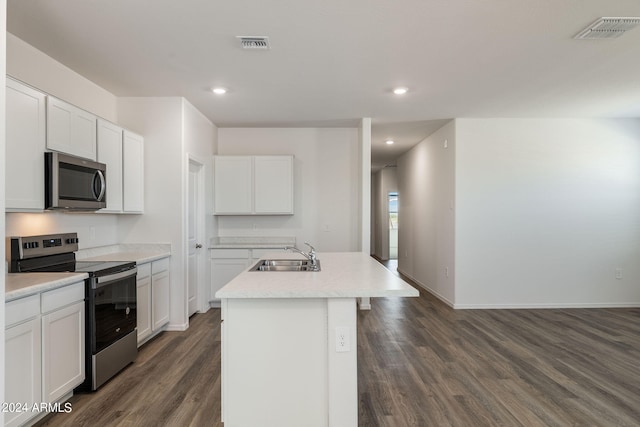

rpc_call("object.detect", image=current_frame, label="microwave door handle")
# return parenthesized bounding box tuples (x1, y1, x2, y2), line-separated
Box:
(93, 170, 106, 201)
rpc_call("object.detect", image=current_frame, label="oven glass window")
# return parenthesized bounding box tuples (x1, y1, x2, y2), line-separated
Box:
(93, 274, 137, 353)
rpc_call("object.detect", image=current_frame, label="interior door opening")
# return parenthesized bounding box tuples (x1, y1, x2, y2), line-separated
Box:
(389, 192, 398, 260)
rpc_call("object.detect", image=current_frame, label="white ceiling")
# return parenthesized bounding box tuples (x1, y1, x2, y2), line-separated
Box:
(7, 0, 640, 170)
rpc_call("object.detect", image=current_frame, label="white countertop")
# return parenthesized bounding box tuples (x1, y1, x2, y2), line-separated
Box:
(209, 236, 296, 249)
(77, 243, 171, 264)
(5, 272, 89, 302)
(215, 252, 419, 299)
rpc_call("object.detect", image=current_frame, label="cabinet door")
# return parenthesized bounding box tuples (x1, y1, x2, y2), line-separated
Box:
(123, 131, 145, 213)
(211, 258, 250, 301)
(151, 259, 170, 331)
(254, 156, 294, 214)
(5, 318, 42, 427)
(214, 156, 253, 214)
(72, 107, 98, 160)
(42, 301, 85, 403)
(97, 119, 124, 212)
(47, 97, 97, 160)
(5, 78, 46, 211)
(136, 274, 152, 345)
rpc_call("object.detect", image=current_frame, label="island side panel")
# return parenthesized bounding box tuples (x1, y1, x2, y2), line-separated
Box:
(222, 298, 329, 427)
(328, 298, 358, 426)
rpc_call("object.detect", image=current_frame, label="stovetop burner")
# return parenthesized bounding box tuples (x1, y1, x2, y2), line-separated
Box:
(9, 233, 135, 277)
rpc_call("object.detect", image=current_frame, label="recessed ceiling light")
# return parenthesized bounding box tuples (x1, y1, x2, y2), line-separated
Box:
(212, 87, 227, 95)
(393, 87, 408, 95)
(386, 140, 395, 145)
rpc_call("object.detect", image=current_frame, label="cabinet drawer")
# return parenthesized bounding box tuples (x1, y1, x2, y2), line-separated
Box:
(41, 282, 85, 314)
(6, 294, 40, 327)
(137, 262, 151, 279)
(152, 257, 170, 274)
(210, 249, 250, 259)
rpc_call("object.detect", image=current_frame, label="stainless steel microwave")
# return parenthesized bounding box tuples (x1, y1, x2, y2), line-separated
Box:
(45, 152, 107, 210)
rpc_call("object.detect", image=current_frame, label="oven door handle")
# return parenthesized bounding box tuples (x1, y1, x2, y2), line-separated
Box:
(93, 268, 137, 289)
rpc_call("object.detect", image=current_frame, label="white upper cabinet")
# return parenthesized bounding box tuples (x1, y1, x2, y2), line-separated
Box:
(214, 156, 253, 214)
(214, 155, 294, 215)
(97, 119, 124, 213)
(5, 78, 46, 211)
(254, 156, 294, 214)
(123, 130, 145, 213)
(47, 96, 97, 160)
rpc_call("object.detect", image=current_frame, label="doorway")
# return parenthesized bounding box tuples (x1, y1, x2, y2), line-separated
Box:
(187, 157, 206, 317)
(388, 192, 398, 260)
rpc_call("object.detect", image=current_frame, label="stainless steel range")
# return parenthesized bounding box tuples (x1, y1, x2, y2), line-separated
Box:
(9, 232, 137, 391)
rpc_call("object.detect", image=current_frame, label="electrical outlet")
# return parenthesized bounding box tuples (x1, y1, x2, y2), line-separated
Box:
(615, 268, 623, 280)
(335, 327, 350, 352)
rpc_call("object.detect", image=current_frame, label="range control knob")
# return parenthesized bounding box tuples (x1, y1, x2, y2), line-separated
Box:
(66, 238, 79, 244)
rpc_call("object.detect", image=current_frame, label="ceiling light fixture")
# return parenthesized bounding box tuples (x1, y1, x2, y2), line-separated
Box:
(386, 140, 395, 145)
(393, 87, 408, 95)
(212, 87, 227, 95)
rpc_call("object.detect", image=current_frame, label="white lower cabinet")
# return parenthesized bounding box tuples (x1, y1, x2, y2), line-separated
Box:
(41, 300, 85, 403)
(151, 258, 171, 331)
(136, 257, 171, 346)
(5, 315, 41, 427)
(210, 249, 282, 305)
(136, 263, 153, 344)
(4, 281, 85, 427)
(210, 250, 250, 305)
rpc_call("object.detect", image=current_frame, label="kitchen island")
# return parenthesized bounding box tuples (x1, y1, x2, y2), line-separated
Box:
(215, 252, 418, 427)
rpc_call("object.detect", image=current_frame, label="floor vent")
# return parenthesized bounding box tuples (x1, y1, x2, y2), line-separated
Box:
(574, 17, 640, 39)
(237, 36, 270, 49)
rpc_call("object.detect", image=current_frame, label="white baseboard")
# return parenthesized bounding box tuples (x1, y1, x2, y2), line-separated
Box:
(453, 302, 640, 309)
(165, 321, 188, 332)
(397, 268, 454, 308)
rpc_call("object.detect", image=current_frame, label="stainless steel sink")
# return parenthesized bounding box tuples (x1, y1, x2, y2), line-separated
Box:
(250, 259, 321, 272)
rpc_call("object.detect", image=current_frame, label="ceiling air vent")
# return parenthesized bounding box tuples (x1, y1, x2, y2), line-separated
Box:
(574, 17, 640, 39)
(237, 36, 270, 49)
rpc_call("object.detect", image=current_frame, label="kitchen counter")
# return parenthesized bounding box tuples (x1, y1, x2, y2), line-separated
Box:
(5, 272, 89, 302)
(209, 236, 296, 249)
(217, 251, 418, 427)
(215, 252, 418, 299)
(77, 243, 171, 264)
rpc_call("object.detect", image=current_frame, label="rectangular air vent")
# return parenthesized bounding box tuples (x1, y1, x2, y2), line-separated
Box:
(574, 17, 640, 39)
(237, 36, 270, 49)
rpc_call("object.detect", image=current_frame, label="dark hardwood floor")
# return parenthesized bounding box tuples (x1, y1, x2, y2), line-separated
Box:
(35, 275, 640, 426)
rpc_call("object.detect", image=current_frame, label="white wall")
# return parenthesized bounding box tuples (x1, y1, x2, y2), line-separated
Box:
(371, 167, 398, 260)
(359, 118, 372, 253)
(455, 118, 640, 308)
(116, 97, 186, 327)
(217, 128, 360, 252)
(1, 0, 8, 417)
(6, 33, 117, 121)
(182, 99, 217, 309)
(6, 213, 119, 249)
(117, 97, 216, 326)
(397, 121, 456, 305)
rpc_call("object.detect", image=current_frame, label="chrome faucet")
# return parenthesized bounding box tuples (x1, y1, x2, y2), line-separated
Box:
(285, 242, 319, 271)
